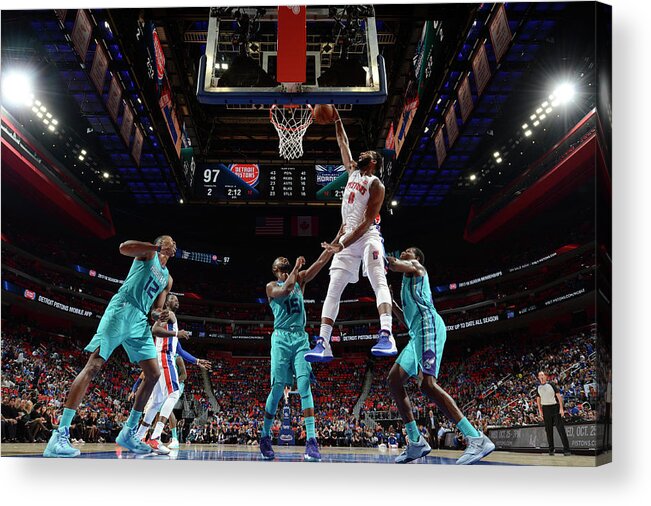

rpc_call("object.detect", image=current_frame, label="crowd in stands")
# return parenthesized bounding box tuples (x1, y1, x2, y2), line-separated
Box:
(363, 328, 598, 432)
(3, 317, 598, 450)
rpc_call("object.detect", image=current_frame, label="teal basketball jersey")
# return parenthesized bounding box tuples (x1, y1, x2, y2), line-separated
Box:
(269, 281, 306, 331)
(400, 271, 437, 329)
(117, 254, 169, 314)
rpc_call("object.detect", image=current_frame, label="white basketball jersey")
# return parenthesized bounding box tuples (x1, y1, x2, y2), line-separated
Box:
(155, 318, 179, 361)
(341, 170, 381, 237)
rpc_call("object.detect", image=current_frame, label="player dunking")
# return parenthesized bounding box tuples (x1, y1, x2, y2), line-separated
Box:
(43, 236, 176, 457)
(305, 108, 396, 362)
(260, 241, 339, 462)
(386, 247, 495, 464)
(134, 294, 211, 454)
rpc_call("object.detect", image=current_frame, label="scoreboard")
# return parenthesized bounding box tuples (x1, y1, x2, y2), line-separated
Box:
(194, 163, 348, 203)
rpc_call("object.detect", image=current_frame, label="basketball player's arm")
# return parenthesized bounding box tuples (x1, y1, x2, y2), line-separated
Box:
(334, 110, 357, 174)
(299, 227, 345, 285)
(266, 257, 306, 299)
(386, 257, 423, 275)
(327, 180, 385, 252)
(176, 341, 212, 371)
(119, 240, 160, 260)
(152, 275, 173, 313)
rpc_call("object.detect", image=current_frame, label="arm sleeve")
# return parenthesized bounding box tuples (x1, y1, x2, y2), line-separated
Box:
(131, 376, 143, 393)
(176, 342, 198, 365)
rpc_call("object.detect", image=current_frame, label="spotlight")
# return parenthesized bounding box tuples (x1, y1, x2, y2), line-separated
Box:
(539, 114, 546, 120)
(496, 157, 502, 164)
(524, 130, 532, 137)
(390, 200, 398, 207)
(530, 114, 536, 120)
(522, 124, 528, 130)
(102, 171, 110, 179)
(81, 149, 87, 155)
(493, 151, 500, 158)
(78, 155, 85, 161)
(553, 82, 575, 104)
(2, 71, 34, 106)
(48, 125, 55, 131)
(533, 120, 540, 126)
(545, 107, 552, 114)
(469, 174, 477, 181)
(179, 198, 184, 204)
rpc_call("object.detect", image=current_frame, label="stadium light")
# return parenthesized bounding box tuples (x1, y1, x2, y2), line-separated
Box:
(469, 174, 477, 181)
(2, 71, 34, 107)
(553, 82, 576, 104)
(524, 130, 532, 137)
(522, 123, 528, 130)
(179, 198, 185, 204)
(495, 157, 502, 164)
(102, 172, 110, 179)
(390, 200, 398, 207)
(493, 151, 500, 158)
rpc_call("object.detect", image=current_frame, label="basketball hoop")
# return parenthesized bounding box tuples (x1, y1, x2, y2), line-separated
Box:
(270, 104, 314, 160)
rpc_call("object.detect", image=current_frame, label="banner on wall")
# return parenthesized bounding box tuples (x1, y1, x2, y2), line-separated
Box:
(71, 10, 93, 61)
(89, 43, 109, 95)
(132, 126, 144, 166)
(120, 103, 134, 148)
(472, 42, 491, 96)
(489, 4, 512, 63)
(434, 127, 446, 167)
(444, 104, 459, 147)
(106, 75, 123, 122)
(457, 73, 474, 123)
(159, 76, 182, 157)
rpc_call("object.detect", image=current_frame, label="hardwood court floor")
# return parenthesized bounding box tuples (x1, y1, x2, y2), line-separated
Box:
(1, 443, 607, 466)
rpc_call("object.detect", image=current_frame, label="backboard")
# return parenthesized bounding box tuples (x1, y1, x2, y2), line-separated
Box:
(196, 5, 387, 105)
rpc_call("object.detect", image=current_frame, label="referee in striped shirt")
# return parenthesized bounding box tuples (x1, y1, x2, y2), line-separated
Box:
(536, 371, 571, 456)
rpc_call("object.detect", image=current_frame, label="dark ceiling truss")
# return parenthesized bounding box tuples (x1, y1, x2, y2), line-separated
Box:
(392, 2, 568, 207)
(29, 10, 181, 205)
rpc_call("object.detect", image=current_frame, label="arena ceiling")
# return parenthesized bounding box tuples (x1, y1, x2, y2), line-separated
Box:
(1, 3, 597, 207)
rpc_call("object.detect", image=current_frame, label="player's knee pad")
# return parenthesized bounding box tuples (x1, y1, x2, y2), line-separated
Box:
(322, 268, 353, 321)
(266, 382, 285, 415)
(297, 375, 314, 411)
(365, 254, 391, 307)
(160, 390, 181, 419)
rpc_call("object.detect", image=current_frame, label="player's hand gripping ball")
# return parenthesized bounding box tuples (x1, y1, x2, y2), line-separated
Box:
(314, 104, 337, 125)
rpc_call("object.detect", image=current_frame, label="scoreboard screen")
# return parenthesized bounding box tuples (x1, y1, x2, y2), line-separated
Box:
(194, 163, 348, 203)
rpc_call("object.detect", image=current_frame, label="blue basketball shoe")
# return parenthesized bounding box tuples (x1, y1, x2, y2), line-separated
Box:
(304, 337, 333, 363)
(116, 424, 153, 454)
(260, 435, 275, 460)
(43, 427, 81, 458)
(371, 330, 397, 357)
(304, 438, 321, 462)
(456, 432, 495, 465)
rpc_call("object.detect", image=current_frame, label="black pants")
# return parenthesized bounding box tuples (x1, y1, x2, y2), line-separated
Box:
(542, 404, 570, 451)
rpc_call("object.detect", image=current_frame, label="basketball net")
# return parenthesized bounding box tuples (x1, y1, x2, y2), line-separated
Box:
(270, 104, 313, 160)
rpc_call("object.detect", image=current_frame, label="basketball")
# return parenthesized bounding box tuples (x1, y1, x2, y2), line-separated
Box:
(314, 104, 337, 125)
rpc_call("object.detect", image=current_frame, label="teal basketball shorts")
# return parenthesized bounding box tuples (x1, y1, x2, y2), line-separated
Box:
(270, 329, 313, 387)
(396, 312, 447, 379)
(84, 294, 157, 363)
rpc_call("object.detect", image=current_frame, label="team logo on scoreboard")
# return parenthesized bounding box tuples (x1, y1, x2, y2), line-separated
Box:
(24, 290, 36, 300)
(230, 164, 260, 187)
(316, 164, 346, 186)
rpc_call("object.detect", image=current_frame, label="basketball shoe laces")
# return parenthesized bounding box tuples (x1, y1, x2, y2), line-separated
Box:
(58, 429, 73, 449)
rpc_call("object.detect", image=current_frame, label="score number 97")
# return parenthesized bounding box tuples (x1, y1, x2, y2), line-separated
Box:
(203, 169, 221, 196)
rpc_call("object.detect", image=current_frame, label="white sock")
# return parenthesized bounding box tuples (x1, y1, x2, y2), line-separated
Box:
(380, 313, 392, 333)
(319, 324, 333, 342)
(150, 421, 165, 440)
(135, 424, 149, 440)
